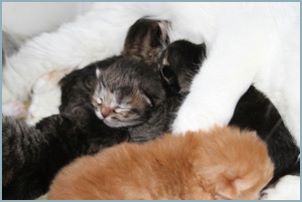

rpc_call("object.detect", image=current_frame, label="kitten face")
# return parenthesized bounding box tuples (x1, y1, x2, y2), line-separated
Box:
(92, 68, 153, 128)
(159, 40, 206, 94)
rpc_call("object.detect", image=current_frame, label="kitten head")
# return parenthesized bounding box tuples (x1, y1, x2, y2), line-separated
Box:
(123, 17, 170, 64)
(92, 59, 165, 128)
(192, 127, 274, 200)
(159, 40, 206, 94)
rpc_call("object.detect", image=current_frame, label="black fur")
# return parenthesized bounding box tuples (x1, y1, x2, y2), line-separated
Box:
(2, 114, 128, 199)
(229, 86, 300, 184)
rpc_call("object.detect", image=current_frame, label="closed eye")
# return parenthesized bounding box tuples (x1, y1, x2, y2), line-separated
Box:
(96, 97, 103, 105)
(114, 107, 131, 113)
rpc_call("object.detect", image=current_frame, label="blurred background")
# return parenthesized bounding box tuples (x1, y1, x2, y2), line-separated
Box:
(2, 2, 93, 38)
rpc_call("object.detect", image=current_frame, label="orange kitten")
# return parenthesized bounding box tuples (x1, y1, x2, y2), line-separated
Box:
(48, 126, 273, 200)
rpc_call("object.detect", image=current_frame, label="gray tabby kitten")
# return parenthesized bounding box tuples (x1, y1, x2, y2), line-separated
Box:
(60, 17, 179, 142)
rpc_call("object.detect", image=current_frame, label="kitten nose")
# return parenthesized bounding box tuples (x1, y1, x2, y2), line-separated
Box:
(101, 106, 112, 118)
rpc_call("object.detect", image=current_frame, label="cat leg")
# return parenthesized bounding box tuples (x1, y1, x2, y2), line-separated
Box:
(261, 175, 300, 200)
(26, 69, 71, 125)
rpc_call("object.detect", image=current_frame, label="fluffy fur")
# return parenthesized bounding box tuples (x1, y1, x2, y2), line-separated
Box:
(3, 3, 299, 199)
(26, 69, 72, 125)
(48, 126, 273, 200)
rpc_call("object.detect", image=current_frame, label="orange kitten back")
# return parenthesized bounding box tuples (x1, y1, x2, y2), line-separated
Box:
(48, 126, 273, 200)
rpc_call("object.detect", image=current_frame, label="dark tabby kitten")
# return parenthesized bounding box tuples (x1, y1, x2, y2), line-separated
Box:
(159, 40, 300, 186)
(2, 115, 128, 199)
(2, 18, 174, 199)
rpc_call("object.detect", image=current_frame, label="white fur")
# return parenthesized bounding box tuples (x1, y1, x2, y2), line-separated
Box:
(26, 69, 71, 125)
(2, 3, 300, 199)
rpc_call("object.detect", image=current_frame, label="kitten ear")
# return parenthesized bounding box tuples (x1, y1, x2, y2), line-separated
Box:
(215, 177, 254, 200)
(215, 179, 239, 199)
(160, 65, 180, 93)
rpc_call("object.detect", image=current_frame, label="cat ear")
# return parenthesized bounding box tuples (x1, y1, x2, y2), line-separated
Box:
(160, 65, 180, 93)
(215, 177, 254, 200)
(215, 179, 239, 199)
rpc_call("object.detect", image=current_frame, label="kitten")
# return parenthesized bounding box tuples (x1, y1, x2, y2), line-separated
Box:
(60, 18, 177, 142)
(60, 56, 180, 142)
(159, 39, 300, 186)
(2, 114, 128, 200)
(48, 126, 274, 200)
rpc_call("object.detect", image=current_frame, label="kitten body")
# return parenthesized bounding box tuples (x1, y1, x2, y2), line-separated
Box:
(48, 126, 273, 200)
(2, 114, 128, 200)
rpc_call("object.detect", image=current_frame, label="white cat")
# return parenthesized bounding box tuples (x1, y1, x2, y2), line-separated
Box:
(2, 3, 300, 199)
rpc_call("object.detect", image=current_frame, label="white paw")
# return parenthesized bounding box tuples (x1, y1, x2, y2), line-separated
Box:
(2, 100, 27, 117)
(261, 175, 300, 200)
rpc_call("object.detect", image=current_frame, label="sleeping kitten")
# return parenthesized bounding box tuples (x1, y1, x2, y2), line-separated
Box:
(159, 39, 300, 186)
(2, 114, 128, 200)
(60, 17, 177, 142)
(60, 56, 180, 142)
(48, 126, 274, 200)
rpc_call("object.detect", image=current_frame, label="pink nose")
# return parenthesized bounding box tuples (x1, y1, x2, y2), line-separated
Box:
(101, 106, 112, 118)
